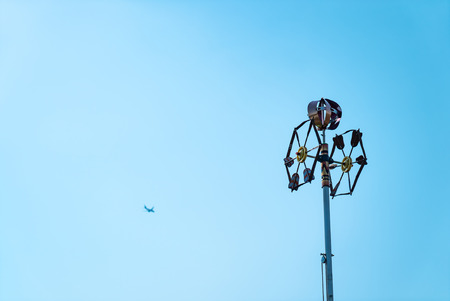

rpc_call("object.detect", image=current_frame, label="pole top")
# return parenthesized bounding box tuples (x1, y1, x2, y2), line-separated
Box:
(307, 98, 342, 131)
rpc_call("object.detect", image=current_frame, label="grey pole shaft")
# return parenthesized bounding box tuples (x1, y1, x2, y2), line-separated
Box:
(323, 185, 334, 301)
(321, 130, 334, 301)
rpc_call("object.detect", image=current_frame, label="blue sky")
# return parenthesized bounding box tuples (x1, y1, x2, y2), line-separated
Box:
(0, 1, 449, 301)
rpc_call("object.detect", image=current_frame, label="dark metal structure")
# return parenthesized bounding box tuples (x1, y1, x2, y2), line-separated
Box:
(283, 98, 367, 301)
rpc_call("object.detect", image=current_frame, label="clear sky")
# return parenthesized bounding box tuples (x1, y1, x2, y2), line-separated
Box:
(0, 1, 449, 301)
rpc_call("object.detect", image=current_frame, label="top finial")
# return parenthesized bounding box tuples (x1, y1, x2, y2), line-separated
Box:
(307, 98, 342, 130)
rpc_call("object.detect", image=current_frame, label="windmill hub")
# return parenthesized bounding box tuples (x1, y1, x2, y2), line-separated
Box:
(296, 146, 307, 163)
(341, 156, 353, 173)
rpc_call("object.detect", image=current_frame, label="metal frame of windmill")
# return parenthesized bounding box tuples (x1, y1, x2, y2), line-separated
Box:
(283, 98, 368, 301)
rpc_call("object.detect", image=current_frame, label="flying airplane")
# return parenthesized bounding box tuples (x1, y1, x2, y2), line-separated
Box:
(144, 205, 155, 213)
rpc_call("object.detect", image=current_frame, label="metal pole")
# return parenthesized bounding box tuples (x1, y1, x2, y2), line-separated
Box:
(323, 184, 334, 300)
(321, 131, 334, 301)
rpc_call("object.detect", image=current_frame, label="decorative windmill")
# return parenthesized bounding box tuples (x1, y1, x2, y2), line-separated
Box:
(283, 98, 368, 301)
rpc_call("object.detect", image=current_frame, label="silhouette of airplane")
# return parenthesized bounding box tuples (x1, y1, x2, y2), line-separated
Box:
(144, 205, 155, 213)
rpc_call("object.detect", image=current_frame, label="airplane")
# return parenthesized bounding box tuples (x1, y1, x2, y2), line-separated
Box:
(144, 205, 155, 213)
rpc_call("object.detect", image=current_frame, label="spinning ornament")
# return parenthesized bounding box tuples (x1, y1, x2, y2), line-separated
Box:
(283, 98, 367, 301)
(284, 98, 366, 195)
(284, 118, 321, 191)
(329, 129, 368, 197)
